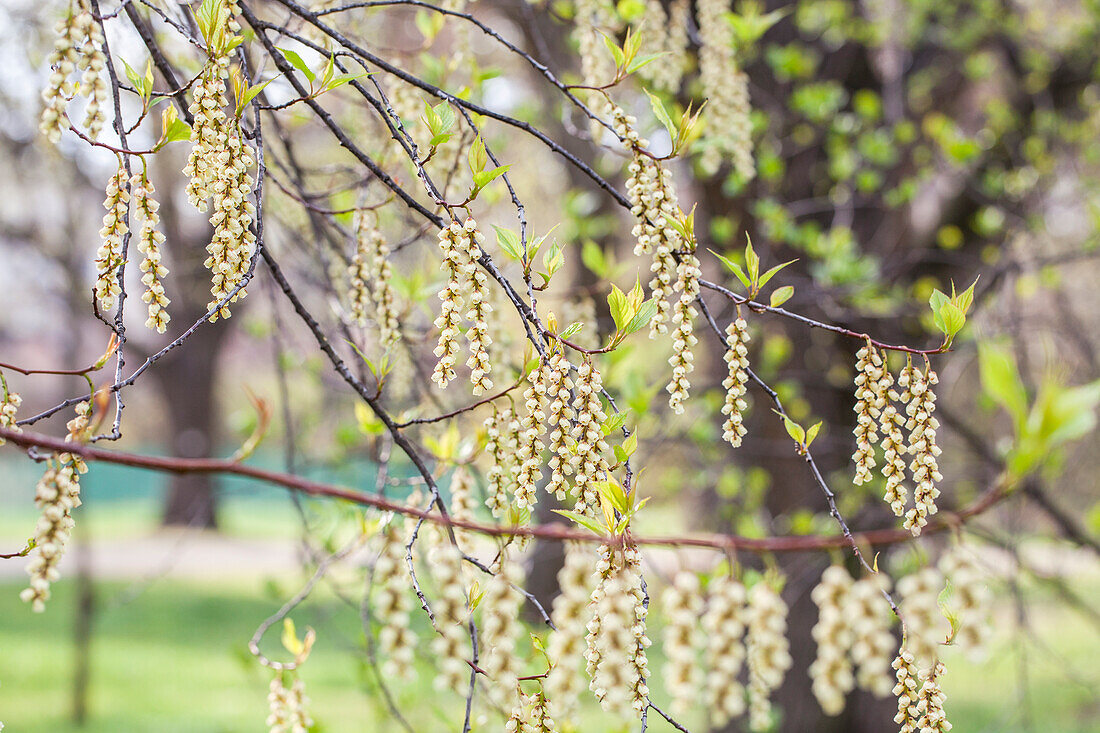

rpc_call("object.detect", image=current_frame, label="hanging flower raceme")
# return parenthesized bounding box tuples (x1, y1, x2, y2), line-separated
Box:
(39, 0, 108, 143)
(570, 358, 610, 513)
(696, 0, 754, 179)
(484, 403, 520, 518)
(635, 0, 689, 92)
(938, 546, 992, 657)
(546, 542, 594, 720)
(703, 575, 748, 726)
(21, 401, 90, 612)
(432, 218, 493, 393)
(916, 661, 952, 732)
(902, 364, 942, 535)
(480, 551, 525, 703)
(722, 314, 752, 446)
(585, 544, 650, 721)
(350, 211, 401, 347)
(661, 571, 702, 714)
(667, 250, 701, 414)
(848, 575, 897, 697)
(0, 382, 23, 443)
(94, 162, 130, 313)
(544, 351, 576, 501)
(852, 343, 886, 486)
(266, 673, 313, 733)
(373, 522, 416, 681)
(809, 566, 856, 716)
(429, 543, 470, 692)
(514, 358, 548, 509)
(131, 167, 170, 333)
(892, 647, 922, 733)
(746, 580, 792, 731)
(897, 566, 947, 666)
(880, 364, 909, 517)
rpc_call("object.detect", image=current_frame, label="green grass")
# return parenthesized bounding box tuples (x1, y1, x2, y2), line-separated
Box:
(1, 573, 1097, 732)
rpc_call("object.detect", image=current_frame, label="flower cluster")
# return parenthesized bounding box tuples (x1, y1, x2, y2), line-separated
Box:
(900, 364, 942, 535)
(703, 575, 748, 725)
(897, 566, 947, 666)
(667, 251, 701, 414)
(266, 673, 313, 733)
(432, 218, 493, 393)
(661, 571, 702, 714)
(938, 547, 992, 656)
(586, 544, 650, 720)
(696, 0, 754, 178)
(449, 466, 477, 548)
(636, 0, 689, 92)
(21, 401, 90, 612)
(94, 163, 129, 313)
(0, 385, 22, 443)
(374, 523, 416, 681)
(852, 343, 886, 485)
(350, 211, 400, 347)
(131, 168, 171, 333)
(484, 404, 520, 518)
(572, 0, 617, 133)
(880, 365, 909, 517)
(722, 315, 752, 447)
(570, 358, 609, 513)
(809, 565, 856, 715)
(848, 576, 897, 697)
(746, 581, 792, 731)
(514, 360, 548, 509)
(892, 647, 922, 732)
(480, 552, 525, 702)
(184, 3, 256, 321)
(506, 690, 556, 733)
(429, 544, 470, 691)
(916, 661, 952, 732)
(39, 0, 108, 143)
(544, 352, 576, 501)
(546, 543, 594, 718)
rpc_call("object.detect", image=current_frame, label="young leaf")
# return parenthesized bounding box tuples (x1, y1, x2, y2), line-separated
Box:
(805, 421, 822, 448)
(472, 163, 511, 191)
(553, 509, 606, 536)
(644, 89, 676, 141)
(770, 285, 794, 307)
(607, 284, 629, 331)
(757, 259, 798, 291)
(710, 249, 752, 291)
(276, 47, 316, 84)
(745, 235, 760, 290)
(494, 226, 522, 261)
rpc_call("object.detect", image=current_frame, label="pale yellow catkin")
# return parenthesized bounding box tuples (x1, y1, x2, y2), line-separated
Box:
(722, 316, 751, 446)
(131, 168, 171, 333)
(428, 543, 470, 691)
(809, 565, 855, 716)
(852, 343, 886, 485)
(480, 552, 525, 704)
(570, 359, 610, 514)
(545, 352, 576, 501)
(484, 404, 520, 518)
(546, 542, 594, 720)
(266, 673, 313, 733)
(902, 365, 942, 535)
(746, 581, 792, 731)
(897, 567, 947, 667)
(374, 523, 416, 680)
(94, 163, 129, 313)
(703, 575, 748, 725)
(661, 571, 703, 714)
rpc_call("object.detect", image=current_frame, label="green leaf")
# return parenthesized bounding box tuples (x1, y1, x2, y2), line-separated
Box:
(607, 284, 629, 331)
(621, 430, 638, 458)
(710, 249, 752, 291)
(277, 47, 315, 83)
(595, 480, 630, 515)
(626, 51, 666, 75)
(977, 342, 1028, 429)
(769, 285, 794, 307)
(281, 618, 303, 657)
(622, 298, 658, 336)
(542, 241, 565, 278)
(601, 33, 625, 69)
(553, 509, 606, 535)
(467, 135, 489, 175)
(940, 301, 965, 338)
(581, 240, 608, 278)
(324, 72, 370, 92)
(778, 412, 805, 444)
(240, 77, 276, 109)
(472, 164, 511, 190)
(805, 421, 822, 448)
(494, 226, 522, 261)
(757, 259, 798, 290)
(644, 89, 676, 141)
(560, 321, 584, 340)
(745, 235, 760, 288)
(929, 289, 950, 334)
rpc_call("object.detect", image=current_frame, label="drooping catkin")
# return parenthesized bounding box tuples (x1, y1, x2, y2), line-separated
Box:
(892, 647, 921, 733)
(185, 7, 232, 209)
(94, 162, 129, 313)
(852, 343, 886, 486)
(449, 466, 476, 548)
(480, 551, 525, 702)
(39, 0, 108, 143)
(613, 105, 681, 337)
(429, 543, 470, 691)
(21, 401, 90, 612)
(848, 575, 897, 697)
(722, 315, 751, 446)
(938, 546, 992, 657)
(696, 0, 754, 179)
(573, 0, 617, 135)
(546, 542, 594, 719)
(636, 0, 689, 92)
(432, 218, 493, 393)
(570, 358, 610, 513)
(746, 581, 792, 731)
(809, 565, 855, 716)
(702, 575, 748, 725)
(916, 660, 952, 732)
(514, 359, 548, 509)
(667, 251, 701, 414)
(484, 404, 520, 518)
(901, 364, 942, 535)
(266, 673, 313, 733)
(661, 571, 702, 714)
(462, 223, 494, 395)
(880, 365, 909, 517)
(350, 211, 400, 347)
(897, 567, 947, 666)
(585, 544, 650, 720)
(131, 167, 171, 333)
(544, 352, 576, 501)
(374, 522, 416, 680)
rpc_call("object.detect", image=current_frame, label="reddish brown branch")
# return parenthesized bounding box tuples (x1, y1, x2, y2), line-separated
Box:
(0, 426, 1011, 553)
